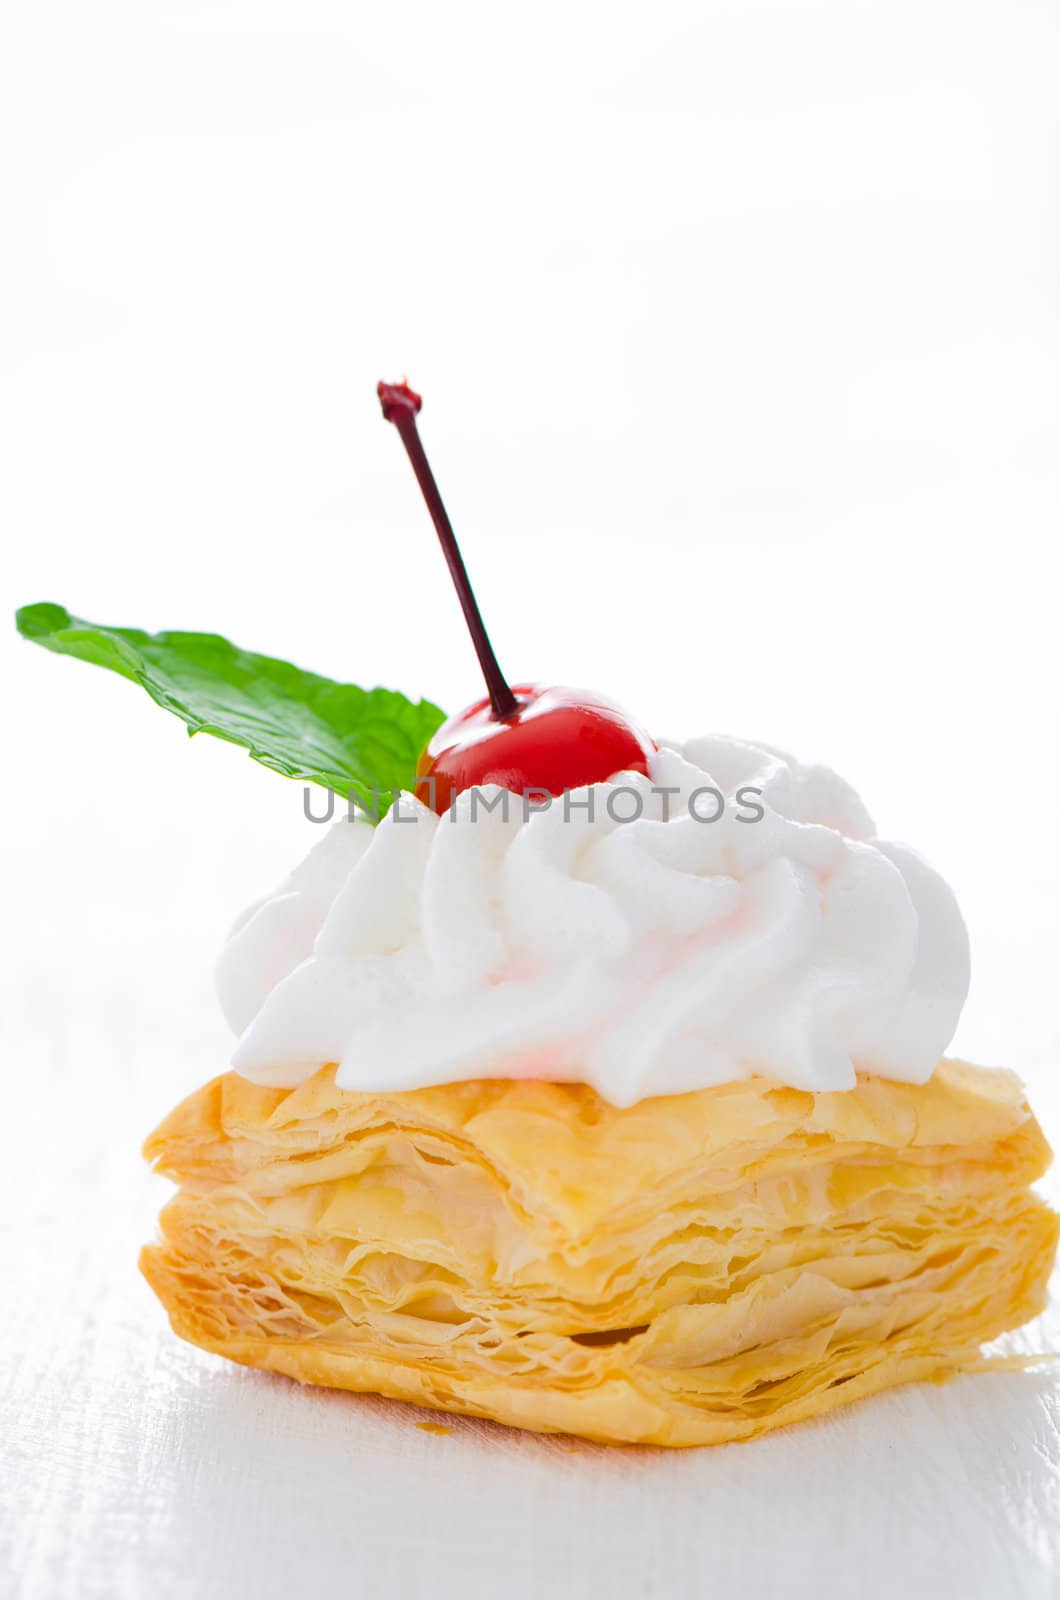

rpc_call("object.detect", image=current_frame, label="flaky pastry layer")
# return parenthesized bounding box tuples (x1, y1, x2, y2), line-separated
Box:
(141, 1060, 1057, 1446)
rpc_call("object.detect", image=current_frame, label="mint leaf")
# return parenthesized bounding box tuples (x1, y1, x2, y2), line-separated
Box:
(16, 602, 446, 815)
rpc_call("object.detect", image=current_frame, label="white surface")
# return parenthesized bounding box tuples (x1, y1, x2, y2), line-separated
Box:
(2, 3, 1059, 1596)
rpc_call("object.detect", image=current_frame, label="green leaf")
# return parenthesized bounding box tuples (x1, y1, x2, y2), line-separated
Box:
(16, 602, 446, 816)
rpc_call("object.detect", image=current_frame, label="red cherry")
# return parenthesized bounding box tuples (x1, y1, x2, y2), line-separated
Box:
(378, 379, 655, 817)
(416, 684, 655, 814)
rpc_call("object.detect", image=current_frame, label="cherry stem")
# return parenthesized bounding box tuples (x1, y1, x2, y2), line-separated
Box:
(377, 379, 518, 721)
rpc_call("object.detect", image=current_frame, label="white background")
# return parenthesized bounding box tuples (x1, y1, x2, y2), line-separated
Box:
(2, 4, 1059, 1597)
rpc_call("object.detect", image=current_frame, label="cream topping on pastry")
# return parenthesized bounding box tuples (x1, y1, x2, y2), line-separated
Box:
(217, 736, 970, 1105)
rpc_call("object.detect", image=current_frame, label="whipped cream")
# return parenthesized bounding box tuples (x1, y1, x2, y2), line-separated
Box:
(217, 737, 970, 1106)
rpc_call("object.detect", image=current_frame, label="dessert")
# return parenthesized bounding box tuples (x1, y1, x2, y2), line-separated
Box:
(17, 381, 1056, 1447)
(140, 1059, 1053, 1446)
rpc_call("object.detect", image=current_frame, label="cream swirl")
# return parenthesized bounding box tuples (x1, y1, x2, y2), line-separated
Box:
(217, 737, 970, 1105)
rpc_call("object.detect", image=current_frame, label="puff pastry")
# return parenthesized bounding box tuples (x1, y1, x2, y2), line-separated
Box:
(141, 1058, 1056, 1446)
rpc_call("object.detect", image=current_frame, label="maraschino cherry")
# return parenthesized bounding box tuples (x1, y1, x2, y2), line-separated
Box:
(378, 379, 655, 815)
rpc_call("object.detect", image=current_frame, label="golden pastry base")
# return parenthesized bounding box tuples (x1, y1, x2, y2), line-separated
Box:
(141, 1060, 1057, 1447)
